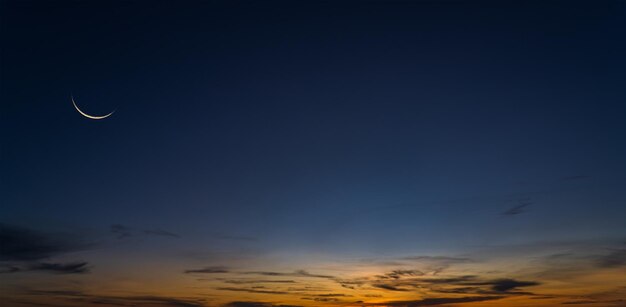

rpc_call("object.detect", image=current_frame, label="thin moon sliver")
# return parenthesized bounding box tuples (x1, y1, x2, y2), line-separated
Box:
(72, 95, 115, 120)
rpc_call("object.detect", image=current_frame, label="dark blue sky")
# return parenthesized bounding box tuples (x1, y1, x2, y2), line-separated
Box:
(3, 0, 626, 247)
(1, 2, 625, 306)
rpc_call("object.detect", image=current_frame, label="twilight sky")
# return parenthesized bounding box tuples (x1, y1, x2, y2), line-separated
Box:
(1, 1, 625, 306)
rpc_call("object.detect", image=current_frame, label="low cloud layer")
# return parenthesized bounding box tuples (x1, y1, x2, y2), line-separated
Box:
(111, 224, 180, 239)
(364, 296, 504, 306)
(0, 223, 86, 261)
(24, 289, 206, 307)
(0, 224, 92, 275)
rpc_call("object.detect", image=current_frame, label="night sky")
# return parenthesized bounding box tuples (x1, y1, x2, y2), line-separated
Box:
(1, 1, 625, 306)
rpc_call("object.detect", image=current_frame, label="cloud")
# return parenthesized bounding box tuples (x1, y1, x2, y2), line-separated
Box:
(300, 297, 340, 302)
(215, 234, 258, 242)
(0, 265, 20, 273)
(342, 265, 539, 298)
(28, 262, 90, 274)
(490, 279, 539, 292)
(378, 269, 423, 279)
(402, 256, 472, 263)
(335, 278, 367, 289)
(400, 255, 473, 275)
(26, 290, 206, 307)
(502, 202, 532, 216)
(0, 224, 93, 276)
(365, 296, 504, 306)
(185, 266, 230, 274)
(563, 299, 626, 305)
(315, 293, 350, 297)
(0, 224, 86, 261)
(243, 270, 334, 279)
(417, 275, 478, 284)
(217, 287, 289, 295)
(112, 224, 181, 239)
(144, 229, 181, 238)
(119, 296, 205, 307)
(223, 302, 302, 307)
(219, 279, 296, 284)
(110, 224, 133, 239)
(467, 278, 540, 293)
(372, 283, 409, 291)
(595, 249, 626, 268)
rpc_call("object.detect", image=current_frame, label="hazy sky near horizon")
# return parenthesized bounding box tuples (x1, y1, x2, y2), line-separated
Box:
(1, 1, 625, 306)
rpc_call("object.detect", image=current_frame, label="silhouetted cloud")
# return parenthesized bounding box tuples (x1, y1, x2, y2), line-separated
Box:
(300, 297, 340, 302)
(315, 293, 350, 297)
(119, 296, 205, 307)
(335, 278, 367, 290)
(243, 270, 334, 279)
(365, 296, 504, 306)
(219, 279, 296, 284)
(400, 255, 473, 274)
(402, 256, 472, 263)
(144, 229, 181, 238)
(0, 265, 20, 274)
(0, 224, 86, 261)
(26, 290, 205, 307)
(372, 283, 410, 291)
(0, 262, 89, 274)
(215, 234, 258, 241)
(112, 224, 181, 239)
(417, 275, 478, 284)
(502, 202, 532, 216)
(28, 262, 89, 274)
(595, 249, 626, 268)
(185, 266, 230, 274)
(341, 266, 539, 298)
(0, 225, 91, 275)
(217, 287, 289, 295)
(467, 278, 540, 293)
(223, 302, 302, 307)
(378, 269, 423, 279)
(110, 224, 133, 239)
(562, 299, 626, 305)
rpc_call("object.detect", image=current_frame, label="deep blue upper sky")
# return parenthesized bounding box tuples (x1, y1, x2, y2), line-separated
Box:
(1, 0, 625, 255)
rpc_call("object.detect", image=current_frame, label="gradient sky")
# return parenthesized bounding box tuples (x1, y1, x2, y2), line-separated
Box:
(1, 1, 626, 306)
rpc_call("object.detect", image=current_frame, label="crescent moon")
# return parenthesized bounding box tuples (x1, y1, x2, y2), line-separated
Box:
(71, 95, 115, 120)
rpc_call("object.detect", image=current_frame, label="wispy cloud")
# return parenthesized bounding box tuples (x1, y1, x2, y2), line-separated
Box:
(223, 302, 302, 307)
(377, 269, 424, 280)
(502, 201, 532, 216)
(0, 223, 88, 261)
(144, 229, 181, 238)
(215, 234, 258, 242)
(364, 296, 504, 306)
(465, 278, 540, 293)
(334, 265, 540, 298)
(594, 248, 626, 268)
(26, 290, 206, 307)
(243, 270, 334, 279)
(27, 262, 90, 274)
(372, 283, 410, 291)
(110, 224, 133, 239)
(215, 279, 296, 284)
(185, 266, 230, 274)
(111, 224, 181, 239)
(402, 256, 472, 262)
(217, 287, 290, 295)
(0, 224, 92, 275)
